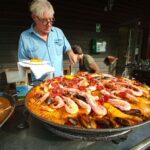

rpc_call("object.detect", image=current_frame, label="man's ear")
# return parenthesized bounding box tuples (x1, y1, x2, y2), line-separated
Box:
(31, 14, 36, 21)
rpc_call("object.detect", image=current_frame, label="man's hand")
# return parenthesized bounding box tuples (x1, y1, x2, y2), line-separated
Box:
(67, 50, 78, 65)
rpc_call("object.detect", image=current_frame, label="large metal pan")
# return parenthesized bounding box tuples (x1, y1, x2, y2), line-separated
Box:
(0, 92, 16, 127)
(25, 86, 150, 137)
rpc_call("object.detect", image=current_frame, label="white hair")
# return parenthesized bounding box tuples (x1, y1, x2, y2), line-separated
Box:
(30, 0, 54, 18)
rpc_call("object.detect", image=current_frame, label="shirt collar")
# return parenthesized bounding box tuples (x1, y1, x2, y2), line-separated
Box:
(29, 23, 54, 33)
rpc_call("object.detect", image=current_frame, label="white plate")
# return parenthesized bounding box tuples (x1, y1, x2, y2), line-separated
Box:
(22, 60, 48, 65)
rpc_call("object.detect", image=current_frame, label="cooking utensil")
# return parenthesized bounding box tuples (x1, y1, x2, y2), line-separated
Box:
(0, 92, 16, 127)
(25, 85, 150, 140)
(43, 123, 131, 141)
(0, 106, 12, 114)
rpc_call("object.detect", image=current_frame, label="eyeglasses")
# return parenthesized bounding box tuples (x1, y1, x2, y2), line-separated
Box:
(37, 17, 55, 25)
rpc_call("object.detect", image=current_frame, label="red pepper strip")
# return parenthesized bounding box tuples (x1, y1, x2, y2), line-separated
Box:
(96, 85, 104, 90)
(47, 78, 52, 83)
(98, 95, 109, 105)
(118, 91, 127, 98)
(79, 86, 87, 91)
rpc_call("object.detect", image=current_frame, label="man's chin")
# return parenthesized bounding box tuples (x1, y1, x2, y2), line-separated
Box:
(43, 28, 51, 33)
(46, 29, 51, 32)
(43, 30, 50, 34)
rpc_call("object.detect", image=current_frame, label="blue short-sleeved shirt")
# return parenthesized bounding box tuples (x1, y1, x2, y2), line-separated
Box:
(18, 24, 71, 79)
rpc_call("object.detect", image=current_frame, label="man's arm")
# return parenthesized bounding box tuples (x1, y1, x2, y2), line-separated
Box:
(18, 35, 29, 61)
(66, 49, 78, 65)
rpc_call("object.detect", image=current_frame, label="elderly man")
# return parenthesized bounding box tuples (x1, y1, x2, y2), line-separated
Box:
(18, 0, 77, 82)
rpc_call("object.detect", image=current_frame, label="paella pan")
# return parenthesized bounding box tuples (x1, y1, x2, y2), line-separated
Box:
(25, 72, 150, 135)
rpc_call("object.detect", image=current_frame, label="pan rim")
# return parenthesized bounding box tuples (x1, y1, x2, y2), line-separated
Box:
(0, 92, 16, 127)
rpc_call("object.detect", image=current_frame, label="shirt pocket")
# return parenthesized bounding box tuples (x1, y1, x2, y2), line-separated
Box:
(54, 39, 64, 55)
(27, 37, 40, 58)
(28, 46, 39, 58)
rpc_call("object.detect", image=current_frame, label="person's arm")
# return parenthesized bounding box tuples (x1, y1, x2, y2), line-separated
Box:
(59, 29, 78, 65)
(18, 34, 29, 61)
(89, 62, 100, 73)
(86, 55, 100, 73)
(66, 49, 78, 65)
